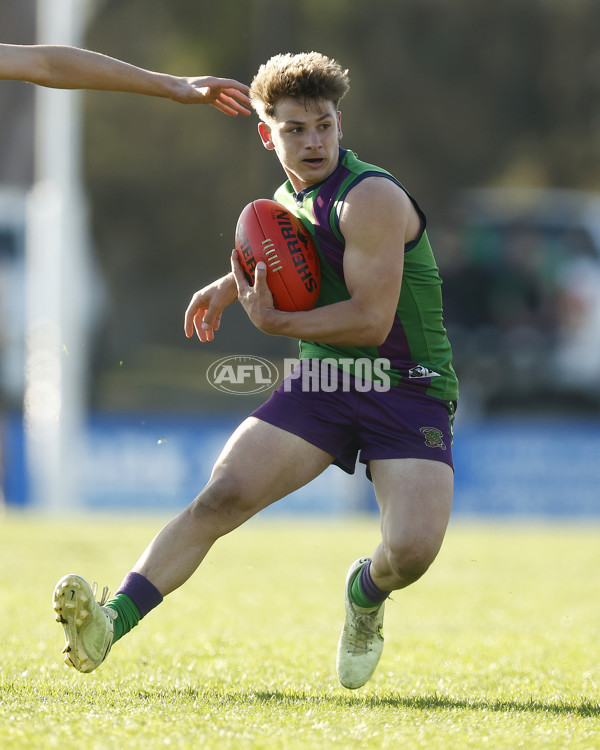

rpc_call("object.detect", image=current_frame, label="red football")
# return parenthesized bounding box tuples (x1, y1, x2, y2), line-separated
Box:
(235, 199, 321, 312)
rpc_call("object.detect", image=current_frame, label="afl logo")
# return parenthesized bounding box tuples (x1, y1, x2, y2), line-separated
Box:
(206, 355, 279, 395)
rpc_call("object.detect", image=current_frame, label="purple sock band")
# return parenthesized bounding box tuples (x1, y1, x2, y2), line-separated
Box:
(360, 561, 391, 604)
(116, 572, 164, 619)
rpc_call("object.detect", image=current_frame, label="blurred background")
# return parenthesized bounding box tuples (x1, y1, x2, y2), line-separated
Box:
(1, 0, 599, 515)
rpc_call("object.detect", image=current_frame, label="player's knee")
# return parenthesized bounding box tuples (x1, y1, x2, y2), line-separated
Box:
(189, 473, 253, 528)
(385, 540, 434, 586)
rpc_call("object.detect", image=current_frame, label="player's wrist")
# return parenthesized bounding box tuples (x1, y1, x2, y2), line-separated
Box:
(157, 73, 181, 100)
(222, 272, 239, 301)
(257, 308, 294, 337)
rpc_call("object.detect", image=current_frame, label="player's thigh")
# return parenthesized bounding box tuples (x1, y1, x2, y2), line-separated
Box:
(369, 457, 453, 558)
(208, 416, 334, 512)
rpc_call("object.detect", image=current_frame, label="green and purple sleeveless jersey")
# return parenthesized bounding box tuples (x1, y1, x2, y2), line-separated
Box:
(273, 148, 458, 402)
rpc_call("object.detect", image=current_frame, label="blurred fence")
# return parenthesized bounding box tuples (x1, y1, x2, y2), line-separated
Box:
(2, 411, 599, 517)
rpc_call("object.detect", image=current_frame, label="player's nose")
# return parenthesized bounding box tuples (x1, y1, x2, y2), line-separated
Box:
(305, 129, 323, 148)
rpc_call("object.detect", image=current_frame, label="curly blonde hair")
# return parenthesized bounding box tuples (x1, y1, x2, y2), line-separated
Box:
(250, 51, 350, 121)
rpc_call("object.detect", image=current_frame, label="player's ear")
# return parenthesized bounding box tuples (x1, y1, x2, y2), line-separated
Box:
(337, 111, 343, 141)
(258, 122, 275, 150)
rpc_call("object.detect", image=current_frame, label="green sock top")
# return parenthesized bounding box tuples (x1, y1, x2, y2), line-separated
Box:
(349, 567, 380, 609)
(106, 593, 141, 644)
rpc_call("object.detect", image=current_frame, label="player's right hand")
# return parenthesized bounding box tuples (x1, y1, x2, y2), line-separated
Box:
(184, 272, 238, 343)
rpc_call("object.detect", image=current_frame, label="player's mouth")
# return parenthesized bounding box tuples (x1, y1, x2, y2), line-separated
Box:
(303, 157, 326, 167)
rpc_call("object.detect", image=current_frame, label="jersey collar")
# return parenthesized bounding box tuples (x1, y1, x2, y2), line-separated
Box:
(292, 147, 347, 206)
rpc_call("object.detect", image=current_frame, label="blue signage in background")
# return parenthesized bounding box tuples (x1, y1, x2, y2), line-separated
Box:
(78, 413, 369, 516)
(2, 413, 600, 517)
(452, 419, 600, 517)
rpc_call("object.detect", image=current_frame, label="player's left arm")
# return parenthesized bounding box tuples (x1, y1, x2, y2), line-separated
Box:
(0, 43, 251, 114)
(233, 177, 415, 345)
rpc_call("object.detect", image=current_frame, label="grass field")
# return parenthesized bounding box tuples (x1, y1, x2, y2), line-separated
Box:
(0, 513, 598, 749)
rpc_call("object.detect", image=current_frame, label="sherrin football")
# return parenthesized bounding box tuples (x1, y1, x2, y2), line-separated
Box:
(235, 199, 321, 312)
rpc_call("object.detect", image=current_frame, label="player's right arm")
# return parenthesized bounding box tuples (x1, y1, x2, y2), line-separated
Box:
(0, 44, 251, 113)
(184, 272, 238, 343)
(233, 177, 412, 346)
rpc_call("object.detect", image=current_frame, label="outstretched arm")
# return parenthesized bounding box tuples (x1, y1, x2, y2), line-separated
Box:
(0, 43, 251, 114)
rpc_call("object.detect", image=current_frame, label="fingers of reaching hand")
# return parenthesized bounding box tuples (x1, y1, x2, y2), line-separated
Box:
(214, 88, 252, 116)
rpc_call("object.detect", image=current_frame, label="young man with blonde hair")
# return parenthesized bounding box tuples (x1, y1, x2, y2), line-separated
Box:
(53, 52, 457, 690)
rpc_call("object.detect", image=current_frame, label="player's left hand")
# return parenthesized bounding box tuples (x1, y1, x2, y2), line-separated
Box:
(177, 76, 251, 115)
(231, 250, 277, 331)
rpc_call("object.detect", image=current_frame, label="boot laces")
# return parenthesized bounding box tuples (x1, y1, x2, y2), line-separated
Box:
(347, 612, 382, 655)
(91, 581, 111, 606)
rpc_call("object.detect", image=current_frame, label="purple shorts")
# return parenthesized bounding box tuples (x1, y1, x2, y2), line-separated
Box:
(251, 360, 455, 478)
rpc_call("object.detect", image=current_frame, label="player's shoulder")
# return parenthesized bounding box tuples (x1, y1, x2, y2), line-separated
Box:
(344, 173, 412, 217)
(341, 150, 408, 202)
(339, 180, 414, 247)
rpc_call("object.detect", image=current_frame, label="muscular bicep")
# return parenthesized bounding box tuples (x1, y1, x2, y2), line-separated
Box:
(339, 178, 413, 337)
(251, 177, 419, 347)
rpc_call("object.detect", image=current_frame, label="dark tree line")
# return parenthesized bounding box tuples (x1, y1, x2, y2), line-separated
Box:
(1, 0, 598, 410)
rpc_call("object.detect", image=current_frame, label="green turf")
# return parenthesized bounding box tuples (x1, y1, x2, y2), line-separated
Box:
(0, 514, 598, 749)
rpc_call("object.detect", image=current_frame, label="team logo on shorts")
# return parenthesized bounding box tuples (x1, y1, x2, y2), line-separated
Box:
(419, 426, 446, 450)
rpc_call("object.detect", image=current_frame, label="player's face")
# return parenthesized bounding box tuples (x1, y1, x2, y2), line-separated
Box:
(259, 97, 343, 193)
